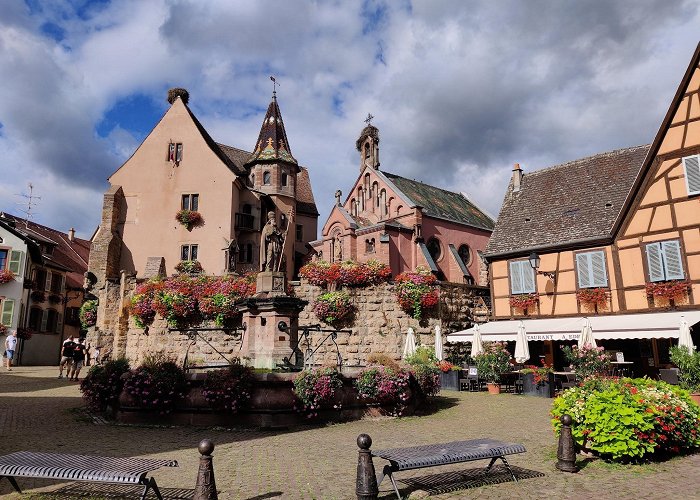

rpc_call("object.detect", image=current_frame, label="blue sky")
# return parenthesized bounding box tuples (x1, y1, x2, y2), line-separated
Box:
(0, 0, 699, 238)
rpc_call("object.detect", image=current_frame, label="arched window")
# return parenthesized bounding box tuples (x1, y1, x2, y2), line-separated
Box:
(396, 205, 403, 216)
(380, 189, 387, 217)
(364, 143, 370, 159)
(263, 171, 271, 185)
(458, 244, 472, 266)
(364, 173, 371, 194)
(365, 238, 375, 253)
(358, 188, 365, 211)
(427, 237, 442, 262)
(373, 182, 379, 207)
(350, 199, 357, 217)
(28, 307, 42, 331)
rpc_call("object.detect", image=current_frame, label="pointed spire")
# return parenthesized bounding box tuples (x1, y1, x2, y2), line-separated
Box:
(245, 93, 298, 167)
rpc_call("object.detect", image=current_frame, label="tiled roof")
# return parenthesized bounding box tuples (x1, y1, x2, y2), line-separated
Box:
(485, 145, 650, 257)
(382, 172, 495, 231)
(0, 213, 90, 289)
(216, 143, 251, 173)
(296, 167, 319, 216)
(245, 96, 298, 166)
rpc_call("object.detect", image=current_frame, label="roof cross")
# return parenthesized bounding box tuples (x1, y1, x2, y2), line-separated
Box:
(364, 113, 374, 126)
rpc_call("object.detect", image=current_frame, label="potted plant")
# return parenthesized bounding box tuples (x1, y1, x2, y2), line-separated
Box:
(0, 269, 15, 284)
(561, 343, 611, 381)
(473, 342, 511, 394)
(175, 209, 204, 230)
(669, 346, 700, 405)
(436, 360, 461, 391)
(521, 361, 555, 397)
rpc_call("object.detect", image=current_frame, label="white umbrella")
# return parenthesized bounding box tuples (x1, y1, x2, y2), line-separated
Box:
(678, 316, 695, 353)
(578, 318, 596, 349)
(402, 327, 417, 359)
(434, 325, 443, 361)
(470, 324, 484, 357)
(514, 321, 530, 364)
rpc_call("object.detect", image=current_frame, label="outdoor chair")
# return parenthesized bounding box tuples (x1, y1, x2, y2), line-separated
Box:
(658, 368, 679, 385)
(464, 366, 482, 392)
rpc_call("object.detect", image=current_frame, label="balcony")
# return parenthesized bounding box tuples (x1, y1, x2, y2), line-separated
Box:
(235, 213, 256, 231)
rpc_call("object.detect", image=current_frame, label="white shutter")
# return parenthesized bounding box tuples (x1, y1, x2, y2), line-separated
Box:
(646, 243, 665, 282)
(55, 313, 63, 334)
(576, 253, 591, 288)
(510, 261, 523, 294)
(8, 250, 24, 277)
(683, 155, 700, 196)
(661, 240, 684, 280)
(1, 300, 15, 326)
(521, 263, 535, 293)
(40, 309, 48, 332)
(590, 251, 608, 287)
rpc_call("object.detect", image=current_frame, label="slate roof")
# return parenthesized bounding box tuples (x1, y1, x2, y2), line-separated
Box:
(245, 95, 298, 166)
(216, 143, 251, 173)
(484, 145, 650, 257)
(382, 172, 495, 231)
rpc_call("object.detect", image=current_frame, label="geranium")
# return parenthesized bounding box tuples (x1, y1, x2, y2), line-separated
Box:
(16, 327, 34, 341)
(522, 360, 553, 385)
(174, 260, 203, 275)
(394, 266, 439, 320)
(645, 280, 691, 301)
(30, 290, 46, 303)
(561, 343, 611, 380)
(79, 300, 98, 329)
(312, 291, 355, 325)
(437, 360, 454, 373)
(576, 288, 609, 307)
(175, 209, 204, 230)
(129, 280, 166, 328)
(509, 293, 539, 311)
(152, 276, 200, 327)
(293, 367, 344, 417)
(299, 259, 391, 289)
(355, 364, 412, 416)
(197, 274, 256, 326)
(0, 269, 15, 284)
(123, 355, 188, 414)
(0, 324, 6, 336)
(201, 360, 255, 413)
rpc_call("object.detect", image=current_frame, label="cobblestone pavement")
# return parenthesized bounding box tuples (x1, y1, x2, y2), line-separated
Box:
(1, 367, 699, 500)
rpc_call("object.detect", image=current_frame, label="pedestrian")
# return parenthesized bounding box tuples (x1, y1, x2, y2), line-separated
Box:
(68, 338, 86, 381)
(4, 329, 17, 371)
(58, 336, 76, 379)
(92, 346, 101, 365)
(84, 341, 91, 366)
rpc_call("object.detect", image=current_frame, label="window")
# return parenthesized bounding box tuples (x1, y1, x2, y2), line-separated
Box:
(1, 299, 14, 327)
(682, 154, 700, 195)
(280, 214, 287, 230)
(46, 309, 59, 333)
(263, 171, 271, 185)
(646, 240, 684, 282)
(0, 249, 7, 270)
(50, 272, 63, 294)
(458, 244, 471, 266)
(28, 307, 42, 331)
(65, 306, 80, 326)
(242, 204, 252, 214)
(281, 172, 288, 187)
(366, 238, 375, 253)
(238, 243, 253, 263)
(168, 143, 183, 162)
(510, 260, 536, 294)
(576, 250, 608, 288)
(8, 250, 23, 276)
(35, 268, 47, 290)
(181, 194, 199, 211)
(296, 224, 303, 242)
(181, 244, 198, 261)
(427, 237, 442, 262)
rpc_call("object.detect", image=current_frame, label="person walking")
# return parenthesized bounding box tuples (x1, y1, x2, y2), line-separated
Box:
(4, 329, 17, 371)
(68, 338, 86, 381)
(58, 336, 76, 379)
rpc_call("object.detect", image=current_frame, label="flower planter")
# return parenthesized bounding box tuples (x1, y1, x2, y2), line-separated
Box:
(690, 393, 700, 406)
(486, 382, 501, 394)
(439, 370, 460, 391)
(522, 372, 555, 398)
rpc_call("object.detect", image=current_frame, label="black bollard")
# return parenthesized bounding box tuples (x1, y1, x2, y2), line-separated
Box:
(194, 439, 218, 500)
(356, 434, 379, 500)
(556, 414, 579, 472)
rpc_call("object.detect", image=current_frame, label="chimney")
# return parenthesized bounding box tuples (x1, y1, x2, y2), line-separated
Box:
(68, 228, 75, 241)
(512, 163, 523, 193)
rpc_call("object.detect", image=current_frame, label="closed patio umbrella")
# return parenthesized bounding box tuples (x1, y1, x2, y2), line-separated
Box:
(678, 316, 695, 353)
(514, 321, 530, 364)
(402, 327, 417, 359)
(434, 325, 443, 361)
(578, 318, 596, 349)
(470, 324, 484, 357)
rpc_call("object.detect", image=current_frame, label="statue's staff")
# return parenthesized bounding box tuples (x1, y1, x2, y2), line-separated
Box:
(276, 207, 294, 272)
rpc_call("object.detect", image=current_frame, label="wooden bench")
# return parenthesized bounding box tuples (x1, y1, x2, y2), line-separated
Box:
(0, 451, 178, 500)
(372, 438, 526, 499)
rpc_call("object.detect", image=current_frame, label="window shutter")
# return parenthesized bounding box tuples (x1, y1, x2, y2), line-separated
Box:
(646, 243, 665, 282)
(682, 155, 700, 195)
(661, 240, 684, 280)
(40, 309, 48, 332)
(521, 263, 535, 293)
(45, 272, 52, 292)
(8, 250, 24, 277)
(576, 253, 591, 288)
(55, 313, 63, 334)
(510, 261, 523, 294)
(1, 299, 15, 326)
(590, 251, 608, 287)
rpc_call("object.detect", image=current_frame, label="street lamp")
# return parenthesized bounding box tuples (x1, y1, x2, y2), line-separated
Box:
(528, 251, 556, 283)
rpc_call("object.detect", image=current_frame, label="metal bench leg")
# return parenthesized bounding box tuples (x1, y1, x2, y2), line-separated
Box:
(483, 457, 498, 474)
(377, 464, 403, 500)
(387, 470, 402, 500)
(498, 455, 518, 483)
(1, 476, 22, 493)
(140, 477, 164, 500)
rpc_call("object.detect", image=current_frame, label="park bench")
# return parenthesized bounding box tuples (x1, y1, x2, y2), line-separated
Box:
(0, 451, 178, 500)
(372, 438, 526, 499)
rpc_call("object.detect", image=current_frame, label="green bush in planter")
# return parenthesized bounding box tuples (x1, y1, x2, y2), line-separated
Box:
(404, 346, 441, 397)
(80, 358, 130, 412)
(551, 377, 700, 462)
(669, 346, 700, 393)
(472, 342, 511, 383)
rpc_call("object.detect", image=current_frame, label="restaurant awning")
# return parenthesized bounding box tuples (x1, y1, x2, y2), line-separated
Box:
(447, 311, 700, 343)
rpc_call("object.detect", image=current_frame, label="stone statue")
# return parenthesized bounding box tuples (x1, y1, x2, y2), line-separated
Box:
(260, 211, 283, 272)
(224, 239, 238, 272)
(335, 189, 342, 206)
(333, 235, 343, 262)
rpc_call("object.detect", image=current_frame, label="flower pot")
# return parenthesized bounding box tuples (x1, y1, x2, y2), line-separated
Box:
(690, 393, 700, 406)
(439, 371, 460, 391)
(522, 373, 555, 398)
(486, 382, 501, 394)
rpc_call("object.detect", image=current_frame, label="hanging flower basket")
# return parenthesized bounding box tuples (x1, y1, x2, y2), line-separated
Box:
(509, 293, 539, 311)
(312, 291, 355, 325)
(645, 280, 691, 301)
(576, 287, 609, 306)
(0, 324, 6, 336)
(16, 327, 34, 341)
(79, 300, 98, 329)
(0, 269, 15, 284)
(175, 210, 204, 230)
(48, 293, 63, 304)
(394, 267, 439, 320)
(30, 290, 46, 303)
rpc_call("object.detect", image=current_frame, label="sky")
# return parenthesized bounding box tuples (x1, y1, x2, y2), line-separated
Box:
(0, 0, 699, 239)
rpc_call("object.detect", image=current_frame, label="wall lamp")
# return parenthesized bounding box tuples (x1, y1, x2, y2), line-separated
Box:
(528, 252, 556, 283)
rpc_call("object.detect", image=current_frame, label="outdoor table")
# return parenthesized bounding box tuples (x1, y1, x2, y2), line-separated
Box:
(610, 361, 634, 377)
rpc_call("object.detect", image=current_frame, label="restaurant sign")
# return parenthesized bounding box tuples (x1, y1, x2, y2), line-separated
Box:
(527, 333, 581, 341)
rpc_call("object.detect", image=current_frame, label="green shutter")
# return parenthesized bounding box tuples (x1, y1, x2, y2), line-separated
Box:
(662, 240, 684, 280)
(683, 155, 700, 195)
(40, 309, 48, 332)
(646, 243, 665, 282)
(1, 300, 15, 326)
(8, 250, 23, 277)
(55, 312, 63, 334)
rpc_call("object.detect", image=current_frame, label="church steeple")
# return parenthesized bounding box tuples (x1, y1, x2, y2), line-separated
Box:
(246, 93, 298, 168)
(356, 114, 379, 172)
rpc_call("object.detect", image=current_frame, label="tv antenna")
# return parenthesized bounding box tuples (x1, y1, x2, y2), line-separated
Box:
(16, 183, 41, 224)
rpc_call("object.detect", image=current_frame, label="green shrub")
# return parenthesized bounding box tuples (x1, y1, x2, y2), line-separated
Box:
(404, 346, 437, 366)
(79, 358, 130, 412)
(404, 346, 441, 397)
(355, 365, 411, 416)
(293, 367, 343, 417)
(669, 346, 700, 392)
(472, 342, 511, 383)
(551, 377, 700, 461)
(201, 360, 255, 413)
(123, 354, 188, 414)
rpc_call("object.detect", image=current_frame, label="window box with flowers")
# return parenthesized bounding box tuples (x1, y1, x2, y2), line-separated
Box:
(312, 291, 355, 326)
(30, 290, 46, 303)
(16, 327, 34, 341)
(299, 259, 391, 290)
(509, 293, 539, 314)
(576, 287, 609, 312)
(175, 210, 204, 230)
(0, 269, 15, 285)
(645, 280, 691, 305)
(174, 260, 203, 275)
(48, 293, 62, 304)
(394, 266, 439, 320)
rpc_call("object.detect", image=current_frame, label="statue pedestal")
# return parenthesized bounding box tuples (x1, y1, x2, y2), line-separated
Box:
(238, 272, 307, 369)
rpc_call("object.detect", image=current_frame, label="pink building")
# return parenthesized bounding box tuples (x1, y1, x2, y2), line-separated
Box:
(311, 124, 494, 283)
